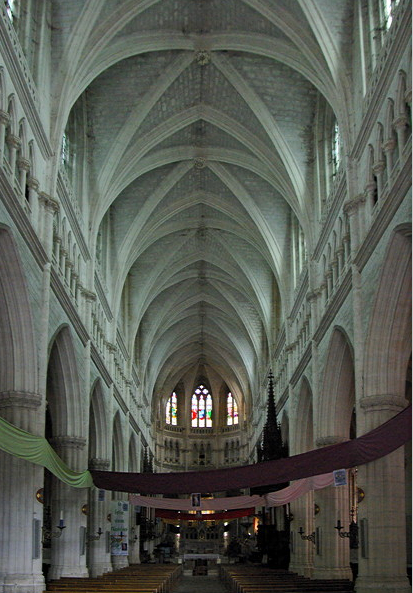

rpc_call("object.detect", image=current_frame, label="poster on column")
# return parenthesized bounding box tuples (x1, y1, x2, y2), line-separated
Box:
(110, 501, 129, 555)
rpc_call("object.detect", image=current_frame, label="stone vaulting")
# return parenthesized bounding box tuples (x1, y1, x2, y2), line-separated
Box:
(0, 1, 410, 592)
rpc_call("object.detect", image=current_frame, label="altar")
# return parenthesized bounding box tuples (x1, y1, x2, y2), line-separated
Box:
(182, 553, 220, 575)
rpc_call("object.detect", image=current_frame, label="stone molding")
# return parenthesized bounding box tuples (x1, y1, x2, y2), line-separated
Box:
(50, 435, 87, 450)
(88, 458, 110, 471)
(360, 395, 407, 411)
(316, 435, 349, 447)
(38, 192, 59, 213)
(0, 390, 42, 409)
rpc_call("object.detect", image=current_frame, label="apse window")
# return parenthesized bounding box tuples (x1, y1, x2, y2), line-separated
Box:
(382, 0, 400, 30)
(191, 385, 212, 427)
(226, 392, 239, 426)
(5, 0, 17, 21)
(165, 392, 178, 425)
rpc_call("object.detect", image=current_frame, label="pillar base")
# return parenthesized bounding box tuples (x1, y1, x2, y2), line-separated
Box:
(2, 573, 45, 593)
(289, 561, 313, 578)
(312, 566, 353, 580)
(355, 575, 411, 593)
(48, 565, 89, 580)
(111, 556, 129, 570)
(89, 561, 113, 578)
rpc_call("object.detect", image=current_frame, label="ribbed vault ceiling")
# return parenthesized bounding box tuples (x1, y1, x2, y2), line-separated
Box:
(51, 0, 354, 414)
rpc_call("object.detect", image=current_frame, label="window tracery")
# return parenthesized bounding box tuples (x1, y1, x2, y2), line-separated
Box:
(191, 384, 212, 427)
(226, 392, 239, 426)
(165, 392, 177, 425)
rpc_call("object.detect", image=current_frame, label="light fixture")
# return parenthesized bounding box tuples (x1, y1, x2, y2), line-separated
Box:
(87, 527, 103, 541)
(42, 512, 66, 542)
(298, 526, 315, 544)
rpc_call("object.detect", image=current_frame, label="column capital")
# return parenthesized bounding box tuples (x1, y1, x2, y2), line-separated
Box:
(382, 138, 396, 153)
(6, 133, 20, 148)
(81, 288, 96, 301)
(360, 395, 407, 412)
(0, 390, 42, 410)
(372, 160, 386, 174)
(0, 109, 10, 125)
(89, 458, 110, 471)
(27, 175, 39, 191)
(50, 435, 87, 450)
(393, 115, 408, 129)
(17, 157, 31, 171)
(343, 194, 366, 216)
(39, 192, 59, 213)
(316, 435, 348, 447)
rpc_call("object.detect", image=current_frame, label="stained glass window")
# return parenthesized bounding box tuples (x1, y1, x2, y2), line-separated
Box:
(227, 393, 239, 426)
(332, 121, 341, 175)
(191, 384, 212, 427)
(166, 392, 178, 425)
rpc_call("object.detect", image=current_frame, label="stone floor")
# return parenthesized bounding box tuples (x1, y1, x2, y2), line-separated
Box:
(173, 570, 228, 592)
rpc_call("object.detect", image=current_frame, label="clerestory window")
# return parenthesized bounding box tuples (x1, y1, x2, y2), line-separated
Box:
(165, 392, 177, 425)
(226, 392, 239, 426)
(191, 384, 212, 427)
(382, 0, 400, 30)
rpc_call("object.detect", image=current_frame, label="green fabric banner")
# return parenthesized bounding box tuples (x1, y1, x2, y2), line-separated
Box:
(0, 415, 93, 488)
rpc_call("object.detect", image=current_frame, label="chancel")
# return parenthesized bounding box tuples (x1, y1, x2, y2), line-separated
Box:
(0, 1, 410, 593)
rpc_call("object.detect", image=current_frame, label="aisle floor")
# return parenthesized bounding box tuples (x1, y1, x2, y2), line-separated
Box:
(173, 570, 228, 593)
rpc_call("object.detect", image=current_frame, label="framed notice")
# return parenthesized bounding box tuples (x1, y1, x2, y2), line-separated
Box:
(110, 501, 129, 556)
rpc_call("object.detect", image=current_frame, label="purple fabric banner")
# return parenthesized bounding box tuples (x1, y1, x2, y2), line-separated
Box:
(91, 405, 411, 495)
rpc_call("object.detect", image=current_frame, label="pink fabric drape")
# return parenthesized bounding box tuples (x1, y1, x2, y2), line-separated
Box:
(129, 472, 334, 510)
(91, 405, 411, 495)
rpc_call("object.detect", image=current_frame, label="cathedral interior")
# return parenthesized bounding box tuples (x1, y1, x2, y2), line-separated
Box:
(0, 1, 411, 592)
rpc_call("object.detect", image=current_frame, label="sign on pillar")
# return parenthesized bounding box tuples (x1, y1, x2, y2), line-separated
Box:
(111, 501, 129, 556)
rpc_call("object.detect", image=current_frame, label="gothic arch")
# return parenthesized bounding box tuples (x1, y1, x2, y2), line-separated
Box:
(0, 226, 38, 396)
(295, 376, 314, 454)
(317, 327, 355, 440)
(89, 379, 110, 461)
(364, 226, 411, 401)
(112, 411, 126, 471)
(47, 325, 83, 436)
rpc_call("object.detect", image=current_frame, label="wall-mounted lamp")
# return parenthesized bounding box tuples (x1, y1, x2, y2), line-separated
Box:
(87, 527, 103, 541)
(334, 519, 358, 548)
(42, 512, 66, 542)
(298, 526, 315, 544)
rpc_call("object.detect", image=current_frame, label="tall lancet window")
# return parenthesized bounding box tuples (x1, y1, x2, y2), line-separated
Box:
(165, 392, 177, 425)
(332, 121, 341, 176)
(227, 392, 239, 425)
(191, 384, 212, 427)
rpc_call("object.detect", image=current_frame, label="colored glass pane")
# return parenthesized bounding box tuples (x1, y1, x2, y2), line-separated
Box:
(206, 394, 212, 427)
(234, 400, 239, 424)
(199, 395, 205, 427)
(191, 394, 198, 427)
(171, 392, 177, 425)
(166, 398, 171, 424)
(227, 393, 233, 425)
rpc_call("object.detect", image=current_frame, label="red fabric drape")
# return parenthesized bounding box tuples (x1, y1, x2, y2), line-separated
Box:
(90, 404, 411, 495)
(155, 508, 255, 521)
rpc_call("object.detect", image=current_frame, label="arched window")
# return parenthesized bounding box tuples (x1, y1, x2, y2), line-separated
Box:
(6, 0, 17, 22)
(165, 392, 177, 425)
(226, 392, 239, 425)
(382, 0, 400, 30)
(191, 384, 212, 427)
(332, 121, 341, 176)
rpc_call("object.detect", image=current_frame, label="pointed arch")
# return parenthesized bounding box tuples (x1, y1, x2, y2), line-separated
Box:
(112, 411, 126, 471)
(364, 226, 411, 400)
(317, 327, 355, 440)
(0, 226, 38, 396)
(89, 379, 110, 461)
(47, 325, 83, 436)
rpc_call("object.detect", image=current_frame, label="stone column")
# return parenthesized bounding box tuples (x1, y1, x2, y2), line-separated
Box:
(289, 492, 314, 577)
(0, 391, 45, 593)
(0, 109, 10, 161)
(38, 193, 59, 259)
(355, 396, 410, 593)
(393, 116, 408, 156)
(5, 133, 20, 178)
(313, 437, 352, 581)
(48, 437, 89, 580)
(27, 176, 40, 231)
(88, 459, 112, 577)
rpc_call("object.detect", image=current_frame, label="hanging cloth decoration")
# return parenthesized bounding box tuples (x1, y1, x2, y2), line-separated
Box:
(129, 473, 334, 511)
(91, 404, 411, 494)
(0, 415, 93, 488)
